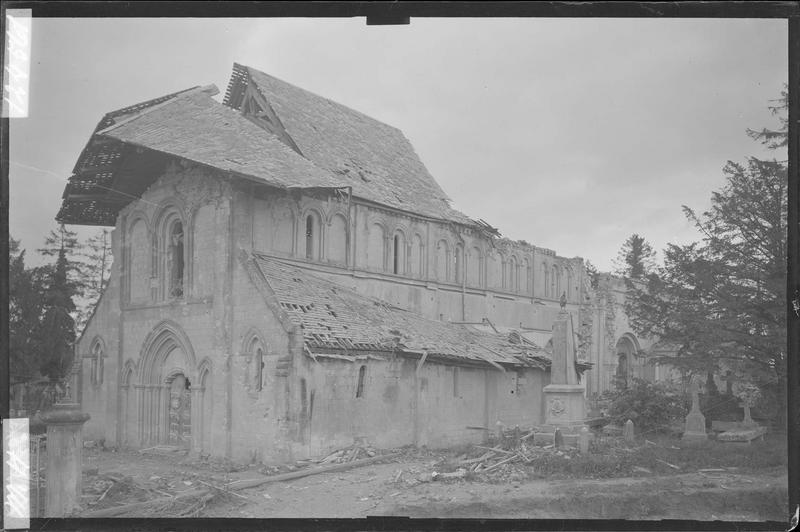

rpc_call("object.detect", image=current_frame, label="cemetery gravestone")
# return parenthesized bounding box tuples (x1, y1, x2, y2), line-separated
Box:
(682, 377, 707, 444)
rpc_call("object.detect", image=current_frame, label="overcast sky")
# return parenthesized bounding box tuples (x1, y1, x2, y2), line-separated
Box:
(9, 17, 787, 271)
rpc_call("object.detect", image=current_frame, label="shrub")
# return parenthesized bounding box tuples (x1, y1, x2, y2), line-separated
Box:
(604, 378, 686, 435)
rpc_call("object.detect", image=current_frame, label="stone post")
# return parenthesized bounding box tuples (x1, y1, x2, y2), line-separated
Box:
(39, 402, 90, 517)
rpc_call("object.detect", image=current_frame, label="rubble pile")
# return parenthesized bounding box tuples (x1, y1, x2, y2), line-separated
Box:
(318, 444, 380, 464)
(395, 426, 592, 483)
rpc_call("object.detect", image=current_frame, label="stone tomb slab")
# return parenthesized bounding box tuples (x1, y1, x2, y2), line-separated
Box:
(717, 426, 767, 444)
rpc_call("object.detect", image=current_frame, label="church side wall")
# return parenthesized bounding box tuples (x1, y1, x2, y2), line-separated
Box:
(279, 352, 549, 460)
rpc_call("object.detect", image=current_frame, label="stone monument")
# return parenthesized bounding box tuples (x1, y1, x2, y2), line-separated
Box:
(39, 393, 90, 517)
(681, 376, 707, 444)
(543, 300, 585, 427)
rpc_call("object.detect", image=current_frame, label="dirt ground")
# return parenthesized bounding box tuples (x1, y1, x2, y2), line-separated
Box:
(79, 446, 788, 521)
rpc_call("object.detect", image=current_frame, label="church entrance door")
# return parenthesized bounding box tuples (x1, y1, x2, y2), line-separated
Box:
(168, 374, 191, 448)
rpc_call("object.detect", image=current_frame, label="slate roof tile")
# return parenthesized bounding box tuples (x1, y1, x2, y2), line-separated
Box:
(249, 254, 551, 369)
(102, 90, 343, 191)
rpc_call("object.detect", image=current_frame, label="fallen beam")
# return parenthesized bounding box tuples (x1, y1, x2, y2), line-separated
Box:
(83, 452, 400, 517)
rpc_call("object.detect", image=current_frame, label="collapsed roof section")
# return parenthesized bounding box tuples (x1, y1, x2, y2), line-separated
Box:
(245, 253, 561, 371)
(57, 63, 475, 227)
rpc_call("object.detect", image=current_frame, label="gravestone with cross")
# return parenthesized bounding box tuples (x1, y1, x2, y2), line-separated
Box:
(681, 376, 707, 444)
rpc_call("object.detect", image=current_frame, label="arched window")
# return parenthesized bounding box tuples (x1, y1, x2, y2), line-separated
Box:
(524, 258, 532, 294)
(567, 269, 574, 302)
(356, 365, 366, 398)
(551, 266, 558, 299)
(91, 340, 104, 386)
(167, 219, 184, 298)
(542, 264, 549, 297)
(509, 256, 518, 292)
(392, 232, 406, 275)
(615, 336, 638, 389)
(128, 218, 150, 303)
(305, 212, 321, 260)
(454, 244, 464, 283)
(249, 336, 266, 392)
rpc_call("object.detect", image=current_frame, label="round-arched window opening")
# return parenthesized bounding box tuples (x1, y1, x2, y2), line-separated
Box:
(168, 220, 184, 298)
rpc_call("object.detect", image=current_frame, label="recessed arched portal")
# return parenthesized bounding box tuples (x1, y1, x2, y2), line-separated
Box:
(135, 321, 198, 448)
(614, 334, 639, 389)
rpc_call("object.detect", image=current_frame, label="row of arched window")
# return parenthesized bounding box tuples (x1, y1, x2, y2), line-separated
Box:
(296, 213, 577, 300)
(302, 210, 349, 264)
(541, 264, 575, 300)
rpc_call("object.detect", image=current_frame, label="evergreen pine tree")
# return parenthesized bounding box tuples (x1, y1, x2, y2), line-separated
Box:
(38, 241, 77, 382)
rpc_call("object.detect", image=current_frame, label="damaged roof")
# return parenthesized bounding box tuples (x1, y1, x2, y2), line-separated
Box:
(57, 64, 474, 226)
(225, 64, 472, 223)
(247, 254, 553, 370)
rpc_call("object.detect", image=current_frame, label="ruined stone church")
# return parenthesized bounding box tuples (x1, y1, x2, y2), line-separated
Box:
(58, 64, 661, 462)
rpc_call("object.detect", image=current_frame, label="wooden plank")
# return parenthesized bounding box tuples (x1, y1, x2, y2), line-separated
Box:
(475, 445, 514, 455)
(415, 351, 428, 375)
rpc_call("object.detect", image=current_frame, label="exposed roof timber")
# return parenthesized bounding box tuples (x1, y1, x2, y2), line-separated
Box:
(240, 74, 304, 156)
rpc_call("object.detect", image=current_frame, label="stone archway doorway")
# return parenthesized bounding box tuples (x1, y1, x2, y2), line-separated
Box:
(167, 373, 192, 448)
